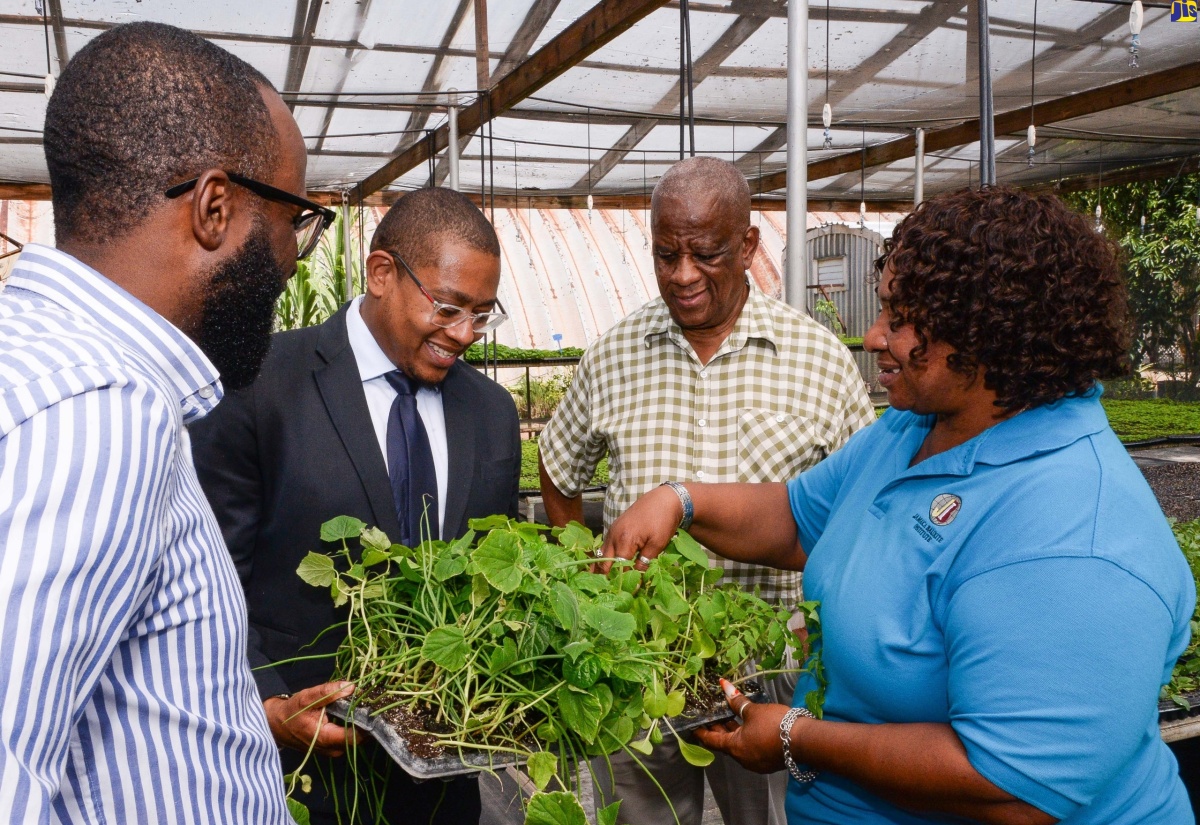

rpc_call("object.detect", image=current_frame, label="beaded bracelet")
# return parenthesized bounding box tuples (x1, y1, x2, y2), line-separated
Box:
(779, 706, 819, 783)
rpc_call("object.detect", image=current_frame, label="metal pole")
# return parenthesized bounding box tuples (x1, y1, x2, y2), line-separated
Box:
(447, 89, 460, 192)
(785, 0, 809, 311)
(914, 127, 925, 206)
(341, 191, 353, 302)
(977, 0, 996, 186)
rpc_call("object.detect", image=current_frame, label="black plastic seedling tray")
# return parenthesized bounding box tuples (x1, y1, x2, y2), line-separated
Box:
(328, 682, 764, 780)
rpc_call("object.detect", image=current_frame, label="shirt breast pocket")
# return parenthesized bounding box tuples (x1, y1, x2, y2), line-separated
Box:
(737, 409, 821, 483)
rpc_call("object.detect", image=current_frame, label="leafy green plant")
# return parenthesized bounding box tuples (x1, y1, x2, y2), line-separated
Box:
(275, 208, 363, 332)
(520, 439, 608, 491)
(465, 343, 586, 363)
(297, 516, 820, 824)
(509, 369, 576, 420)
(1101, 399, 1200, 442)
(813, 298, 845, 337)
(1165, 518, 1200, 709)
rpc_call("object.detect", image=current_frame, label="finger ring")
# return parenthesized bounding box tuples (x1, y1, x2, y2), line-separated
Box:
(593, 548, 604, 558)
(637, 554, 652, 566)
(733, 697, 749, 719)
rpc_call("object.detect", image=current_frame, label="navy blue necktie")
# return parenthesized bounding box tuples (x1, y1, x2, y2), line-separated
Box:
(384, 370, 439, 546)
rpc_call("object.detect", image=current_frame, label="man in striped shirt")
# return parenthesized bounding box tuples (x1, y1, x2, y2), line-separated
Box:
(0, 23, 330, 823)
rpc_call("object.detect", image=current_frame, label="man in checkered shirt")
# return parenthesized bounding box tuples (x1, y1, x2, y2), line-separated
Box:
(538, 156, 874, 825)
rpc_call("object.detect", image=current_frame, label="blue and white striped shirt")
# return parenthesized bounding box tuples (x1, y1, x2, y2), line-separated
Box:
(0, 246, 290, 824)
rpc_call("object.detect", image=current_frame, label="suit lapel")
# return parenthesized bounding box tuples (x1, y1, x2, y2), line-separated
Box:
(313, 306, 403, 540)
(441, 362, 476, 538)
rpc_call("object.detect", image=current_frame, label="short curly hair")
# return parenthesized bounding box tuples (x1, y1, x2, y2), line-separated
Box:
(877, 186, 1131, 412)
(44, 22, 277, 247)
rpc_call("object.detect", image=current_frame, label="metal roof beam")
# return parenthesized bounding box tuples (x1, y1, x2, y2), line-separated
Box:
(757, 59, 1200, 193)
(351, 0, 670, 203)
(493, 0, 563, 81)
(571, 8, 775, 191)
(283, 0, 323, 110)
(45, 0, 69, 72)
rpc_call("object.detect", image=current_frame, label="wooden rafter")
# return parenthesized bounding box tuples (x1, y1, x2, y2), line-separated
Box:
(350, 0, 670, 203)
(283, 0, 324, 112)
(493, 0, 562, 82)
(756, 59, 1200, 194)
(571, 10, 773, 191)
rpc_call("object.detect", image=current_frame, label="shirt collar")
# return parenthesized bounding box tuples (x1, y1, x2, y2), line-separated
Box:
(346, 296, 440, 392)
(643, 282, 780, 355)
(6, 244, 222, 422)
(346, 296, 399, 382)
(885, 389, 1110, 479)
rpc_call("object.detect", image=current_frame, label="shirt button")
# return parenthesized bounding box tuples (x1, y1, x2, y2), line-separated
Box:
(699, 370, 708, 378)
(776, 414, 785, 422)
(198, 386, 215, 399)
(698, 418, 707, 427)
(697, 470, 706, 478)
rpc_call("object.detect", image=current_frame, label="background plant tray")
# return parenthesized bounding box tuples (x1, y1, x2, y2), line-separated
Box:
(328, 683, 764, 780)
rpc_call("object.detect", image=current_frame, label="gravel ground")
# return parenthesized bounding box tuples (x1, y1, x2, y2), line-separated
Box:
(1142, 462, 1200, 522)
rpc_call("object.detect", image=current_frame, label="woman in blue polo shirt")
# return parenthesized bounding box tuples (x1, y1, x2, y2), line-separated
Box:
(601, 187, 1195, 824)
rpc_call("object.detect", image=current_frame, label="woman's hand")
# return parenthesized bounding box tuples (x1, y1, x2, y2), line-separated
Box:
(693, 682, 790, 774)
(594, 484, 684, 573)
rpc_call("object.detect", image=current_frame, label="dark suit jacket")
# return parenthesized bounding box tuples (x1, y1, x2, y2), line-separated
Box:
(191, 304, 521, 699)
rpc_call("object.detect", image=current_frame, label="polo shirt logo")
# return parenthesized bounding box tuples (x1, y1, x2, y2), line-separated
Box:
(930, 493, 962, 526)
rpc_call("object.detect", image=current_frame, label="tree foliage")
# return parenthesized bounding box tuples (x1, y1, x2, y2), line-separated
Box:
(1065, 173, 1200, 395)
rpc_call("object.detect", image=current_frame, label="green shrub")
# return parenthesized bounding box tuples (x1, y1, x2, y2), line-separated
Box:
(521, 440, 608, 491)
(1101, 399, 1200, 442)
(1165, 519, 1200, 707)
(508, 369, 575, 420)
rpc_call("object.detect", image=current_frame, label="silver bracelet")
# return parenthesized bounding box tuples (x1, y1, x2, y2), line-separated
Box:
(779, 706, 818, 783)
(660, 481, 694, 531)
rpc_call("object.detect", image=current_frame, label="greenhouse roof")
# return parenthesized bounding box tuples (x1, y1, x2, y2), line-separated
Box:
(1, 0, 1198, 208)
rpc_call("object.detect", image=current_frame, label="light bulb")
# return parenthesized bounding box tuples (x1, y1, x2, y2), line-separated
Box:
(586, 193, 593, 219)
(822, 103, 833, 150)
(44, 73, 55, 98)
(1026, 124, 1036, 167)
(1095, 203, 1103, 231)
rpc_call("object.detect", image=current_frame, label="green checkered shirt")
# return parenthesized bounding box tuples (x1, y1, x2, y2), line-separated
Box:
(539, 285, 876, 606)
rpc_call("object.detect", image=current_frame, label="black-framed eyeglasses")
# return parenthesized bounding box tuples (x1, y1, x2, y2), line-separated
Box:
(386, 250, 509, 334)
(165, 172, 336, 260)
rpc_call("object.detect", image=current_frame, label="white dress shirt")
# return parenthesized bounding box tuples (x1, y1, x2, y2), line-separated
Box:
(345, 296, 448, 537)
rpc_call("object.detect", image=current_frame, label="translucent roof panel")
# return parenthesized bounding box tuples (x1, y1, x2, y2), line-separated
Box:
(1, 0, 1198, 207)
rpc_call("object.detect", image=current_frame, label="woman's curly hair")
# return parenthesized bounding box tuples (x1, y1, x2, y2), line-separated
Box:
(877, 186, 1131, 412)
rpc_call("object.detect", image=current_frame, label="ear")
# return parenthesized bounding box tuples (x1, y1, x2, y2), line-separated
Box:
(190, 169, 235, 252)
(365, 249, 395, 298)
(740, 224, 760, 270)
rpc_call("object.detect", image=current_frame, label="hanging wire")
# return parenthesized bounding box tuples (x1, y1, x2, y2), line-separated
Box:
(586, 107, 594, 218)
(684, 0, 695, 156)
(1028, 0, 1038, 167)
(823, 0, 833, 150)
(426, 131, 436, 186)
(642, 150, 650, 249)
(488, 98, 496, 224)
(41, 2, 52, 75)
(513, 140, 522, 242)
(859, 127, 867, 228)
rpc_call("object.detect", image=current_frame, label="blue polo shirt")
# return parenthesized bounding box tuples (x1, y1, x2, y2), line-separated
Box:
(785, 392, 1194, 824)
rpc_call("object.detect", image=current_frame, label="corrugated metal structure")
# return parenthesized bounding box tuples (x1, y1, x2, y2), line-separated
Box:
(487, 206, 898, 354)
(805, 223, 887, 390)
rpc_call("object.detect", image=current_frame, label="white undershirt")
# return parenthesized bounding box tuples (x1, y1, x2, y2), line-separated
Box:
(345, 296, 448, 537)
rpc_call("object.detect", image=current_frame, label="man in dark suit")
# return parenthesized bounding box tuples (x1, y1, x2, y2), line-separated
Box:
(192, 186, 520, 825)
